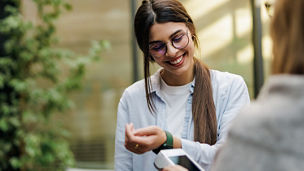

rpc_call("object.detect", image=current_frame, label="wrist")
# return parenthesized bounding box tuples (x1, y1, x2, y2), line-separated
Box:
(153, 130, 173, 154)
(162, 130, 167, 144)
(173, 136, 182, 148)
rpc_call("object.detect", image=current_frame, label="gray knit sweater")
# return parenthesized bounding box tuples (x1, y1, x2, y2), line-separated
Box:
(212, 75, 304, 171)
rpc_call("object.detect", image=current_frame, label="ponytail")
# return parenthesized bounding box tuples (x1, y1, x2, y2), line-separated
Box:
(192, 58, 217, 145)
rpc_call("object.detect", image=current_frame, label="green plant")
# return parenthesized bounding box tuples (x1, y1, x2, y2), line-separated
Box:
(0, 0, 108, 170)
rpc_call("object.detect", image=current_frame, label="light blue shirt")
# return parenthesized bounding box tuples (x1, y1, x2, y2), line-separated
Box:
(114, 69, 250, 171)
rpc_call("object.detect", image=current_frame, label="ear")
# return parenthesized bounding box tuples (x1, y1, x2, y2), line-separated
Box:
(192, 35, 196, 40)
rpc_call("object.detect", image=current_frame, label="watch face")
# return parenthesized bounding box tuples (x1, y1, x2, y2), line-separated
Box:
(169, 155, 201, 171)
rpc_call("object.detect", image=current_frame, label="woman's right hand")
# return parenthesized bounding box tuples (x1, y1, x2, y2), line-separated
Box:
(162, 165, 188, 171)
(124, 123, 166, 154)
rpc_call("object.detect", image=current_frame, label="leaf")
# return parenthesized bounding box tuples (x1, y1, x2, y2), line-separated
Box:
(25, 134, 40, 157)
(0, 74, 4, 89)
(23, 111, 38, 123)
(0, 0, 105, 169)
(9, 117, 20, 127)
(10, 157, 21, 169)
(64, 3, 72, 11)
(0, 119, 9, 132)
(1, 104, 13, 116)
(9, 79, 27, 92)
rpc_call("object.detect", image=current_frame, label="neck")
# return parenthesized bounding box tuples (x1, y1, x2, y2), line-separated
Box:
(161, 61, 194, 86)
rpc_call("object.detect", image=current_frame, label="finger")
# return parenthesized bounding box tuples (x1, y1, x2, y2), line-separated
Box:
(125, 145, 137, 154)
(125, 134, 150, 146)
(134, 126, 159, 136)
(130, 123, 134, 131)
(125, 124, 135, 140)
(162, 167, 171, 171)
(127, 136, 159, 151)
(125, 123, 133, 130)
(162, 165, 188, 171)
(174, 165, 188, 171)
(125, 124, 144, 150)
(125, 135, 149, 146)
(125, 126, 136, 148)
(125, 124, 130, 139)
(125, 140, 149, 154)
(124, 138, 137, 152)
(125, 123, 148, 154)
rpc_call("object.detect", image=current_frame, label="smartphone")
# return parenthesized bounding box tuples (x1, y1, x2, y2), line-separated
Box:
(154, 149, 204, 171)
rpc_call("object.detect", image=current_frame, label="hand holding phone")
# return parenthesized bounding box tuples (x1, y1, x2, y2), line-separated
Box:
(154, 149, 204, 171)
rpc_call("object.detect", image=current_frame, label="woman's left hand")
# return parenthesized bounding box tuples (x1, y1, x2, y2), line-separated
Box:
(124, 123, 166, 154)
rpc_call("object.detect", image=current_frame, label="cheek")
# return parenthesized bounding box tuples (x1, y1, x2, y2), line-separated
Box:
(152, 57, 163, 65)
(186, 42, 195, 56)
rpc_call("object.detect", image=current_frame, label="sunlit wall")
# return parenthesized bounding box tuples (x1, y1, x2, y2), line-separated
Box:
(53, 0, 132, 169)
(183, 0, 254, 95)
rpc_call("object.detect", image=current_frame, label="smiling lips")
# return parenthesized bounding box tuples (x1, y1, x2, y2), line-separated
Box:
(168, 54, 185, 67)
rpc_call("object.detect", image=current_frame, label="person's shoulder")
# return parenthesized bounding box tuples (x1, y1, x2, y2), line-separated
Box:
(230, 101, 264, 129)
(211, 70, 244, 84)
(210, 70, 246, 91)
(123, 78, 146, 96)
(228, 93, 296, 139)
(118, 78, 147, 109)
(228, 95, 304, 155)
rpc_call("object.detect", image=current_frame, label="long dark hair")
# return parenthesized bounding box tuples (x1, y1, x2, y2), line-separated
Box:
(134, 0, 217, 145)
(271, 0, 304, 74)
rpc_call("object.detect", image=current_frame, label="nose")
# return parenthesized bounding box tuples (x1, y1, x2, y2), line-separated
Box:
(165, 43, 179, 57)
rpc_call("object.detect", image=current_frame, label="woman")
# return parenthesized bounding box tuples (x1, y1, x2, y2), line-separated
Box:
(115, 0, 250, 170)
(212, 0, 304, 170)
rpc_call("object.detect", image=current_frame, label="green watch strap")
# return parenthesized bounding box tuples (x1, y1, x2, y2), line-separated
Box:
(152, 131, 173, 154)
(163, 131, 173, 148)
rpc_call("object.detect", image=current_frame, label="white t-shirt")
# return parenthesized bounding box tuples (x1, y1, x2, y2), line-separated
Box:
(159, 77, 192, 138)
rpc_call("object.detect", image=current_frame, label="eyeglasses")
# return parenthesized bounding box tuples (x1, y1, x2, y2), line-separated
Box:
(149, 30, 190, 58)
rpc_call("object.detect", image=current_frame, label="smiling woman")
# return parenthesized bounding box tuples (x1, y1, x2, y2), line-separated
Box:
(148, 22, 195, 86)
(114, 0, 250, 171)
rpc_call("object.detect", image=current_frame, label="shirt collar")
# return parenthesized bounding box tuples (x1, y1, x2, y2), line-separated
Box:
(150, 68, 195, 95)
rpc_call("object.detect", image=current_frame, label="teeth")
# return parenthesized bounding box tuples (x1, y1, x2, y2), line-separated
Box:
(170, 56, 183, 65)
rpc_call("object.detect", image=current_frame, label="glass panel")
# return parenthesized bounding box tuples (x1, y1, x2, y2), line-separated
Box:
(183, 0, 254, 98)
(54, 0, 132, 169)
(261, 0, 273, 81)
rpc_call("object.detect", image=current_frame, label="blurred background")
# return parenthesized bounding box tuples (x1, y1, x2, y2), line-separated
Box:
(20, 0, 272, 170)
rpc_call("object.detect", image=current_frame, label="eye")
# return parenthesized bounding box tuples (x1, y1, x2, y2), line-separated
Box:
(172, 34, 184, 43)
(150, 42, 165, 51)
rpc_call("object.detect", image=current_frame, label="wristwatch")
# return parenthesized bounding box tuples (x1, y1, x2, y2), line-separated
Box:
(153, 131, 173, 154)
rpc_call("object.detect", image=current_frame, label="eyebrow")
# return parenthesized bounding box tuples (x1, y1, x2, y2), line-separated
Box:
(149, 29, 183, 45)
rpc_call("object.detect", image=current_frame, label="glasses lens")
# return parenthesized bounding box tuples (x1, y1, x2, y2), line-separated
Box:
(149, 42, 166, 57)
(172, 32, 189, 49)
(149, 31, 189, 58)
